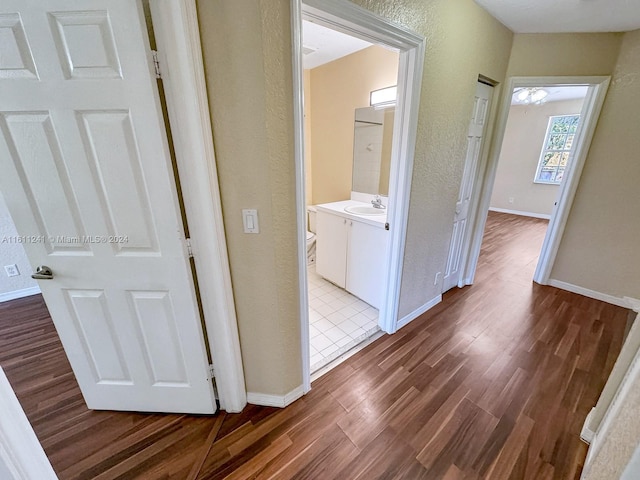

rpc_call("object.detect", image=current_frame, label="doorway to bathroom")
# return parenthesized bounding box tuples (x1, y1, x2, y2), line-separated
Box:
(302, 21, 398, 374)
(292, 0, 425, 385)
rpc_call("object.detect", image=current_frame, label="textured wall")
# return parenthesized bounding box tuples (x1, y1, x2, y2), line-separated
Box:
(582, 360, 640, 479)
(0, 193, 38, 298)
(506, 33, 623, 78)
(196, 0, 301, 396)
(307, 45, 398, 205)
(195, 0, 512, 395)
(352, 0, 513, 318)
(549, 30, 640, 299)
(490, 99, 584, 216)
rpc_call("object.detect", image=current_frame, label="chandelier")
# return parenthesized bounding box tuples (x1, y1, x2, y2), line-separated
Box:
(513, 87, 548, 105)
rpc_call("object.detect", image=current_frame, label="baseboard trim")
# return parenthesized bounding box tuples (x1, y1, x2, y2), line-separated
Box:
(247, 384, 305, 408)
(396, 295, 442, 331)
(489, 207, 551, 220)
(624, 297, 640, 312)
(0, 286, 41, 303)
(547, 279, 628, 308)
(580, 407, 596, 444)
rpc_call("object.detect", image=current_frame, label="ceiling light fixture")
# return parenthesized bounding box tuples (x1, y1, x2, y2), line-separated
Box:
(513, 87, 548, 105)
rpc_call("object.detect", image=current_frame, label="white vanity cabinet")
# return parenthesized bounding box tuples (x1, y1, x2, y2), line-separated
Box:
(316, 211, 348, 288)
(315, 208, 388, 309)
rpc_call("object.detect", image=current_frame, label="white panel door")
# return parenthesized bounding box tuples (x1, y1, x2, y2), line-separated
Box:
(0, 0, 217, 413)
(443, 82, 493, 292)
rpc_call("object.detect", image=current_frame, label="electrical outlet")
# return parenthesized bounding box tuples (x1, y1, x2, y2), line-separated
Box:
(4, 264, 19, 277)
(508, 197, 514, 204)
(434, 271, 441, 285)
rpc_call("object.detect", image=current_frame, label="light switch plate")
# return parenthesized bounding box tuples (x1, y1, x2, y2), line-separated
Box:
(242, 209, 259, 234)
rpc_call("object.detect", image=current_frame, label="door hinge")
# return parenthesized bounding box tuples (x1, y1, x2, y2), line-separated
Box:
(208, 364, 215, 379)
(151, 50, 161, 79)
(185, 238, 194, 258)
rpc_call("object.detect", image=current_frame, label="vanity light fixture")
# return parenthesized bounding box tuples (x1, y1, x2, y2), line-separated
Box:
(370, 85, 397, 108)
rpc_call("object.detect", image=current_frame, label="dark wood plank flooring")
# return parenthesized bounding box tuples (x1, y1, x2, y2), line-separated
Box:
(0, 211, 629, 479)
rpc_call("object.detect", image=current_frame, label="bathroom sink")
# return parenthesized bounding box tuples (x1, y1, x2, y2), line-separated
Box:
(344, 205, 386, 216)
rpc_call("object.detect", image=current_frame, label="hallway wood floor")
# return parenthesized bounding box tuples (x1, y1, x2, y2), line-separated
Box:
(0, 211, 629, 479)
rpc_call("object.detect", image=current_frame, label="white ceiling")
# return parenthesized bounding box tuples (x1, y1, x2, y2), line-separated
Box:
(511, 85, 589, 105)
(302, 20, 372, 70)
(475, 0, 640, 33)
(303, 1, 640, 71)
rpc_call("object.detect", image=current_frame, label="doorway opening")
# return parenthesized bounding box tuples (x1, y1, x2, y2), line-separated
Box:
(456, 76, 611, 292)
(292, 0, 425, 388)
(301, 20, 398, 374)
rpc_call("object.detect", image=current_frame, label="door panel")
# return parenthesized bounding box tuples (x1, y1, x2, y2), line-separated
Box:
(0, 0, 216, 413)
(443, 82, 492, 292)
(316, 211, 347, 288)
(346, 220, 388, 309)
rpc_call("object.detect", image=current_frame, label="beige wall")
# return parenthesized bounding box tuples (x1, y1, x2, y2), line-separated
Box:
(195, 0, 512, 397)
(506, 33, 622, 78)
(349, 0, 514, 318)
(303, 70, 313, 206)
(550, 30, 640, 299)
(197, 0, 301, 396)
(194, 0, 636, 399)
(307, 45, 399, 205)
(490, 99, 584, 216)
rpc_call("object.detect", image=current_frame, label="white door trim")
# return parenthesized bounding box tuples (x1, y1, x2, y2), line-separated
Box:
(292, 0, 425, 391)
(149, 0, 247, 413)
(0, 367, 58, 480)
(462, 76, 610, 287)
(291, 0, 311, 393)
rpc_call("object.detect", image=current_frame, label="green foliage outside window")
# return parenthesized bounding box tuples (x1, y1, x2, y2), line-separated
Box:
(535, 115, 580, 184)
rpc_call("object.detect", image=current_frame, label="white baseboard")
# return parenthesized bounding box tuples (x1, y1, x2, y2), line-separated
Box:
(247, 384, 304, 408)
(489, 207, 551, 220)
(580, 407, 596, 444)
(624, 297, 640, 313)
(547, 279, 628, 308)
(396, 295, 442, 331)
(0, 286, 41, 303)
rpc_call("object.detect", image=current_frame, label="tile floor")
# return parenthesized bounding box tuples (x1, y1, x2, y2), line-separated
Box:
(307, 263, 380, 372)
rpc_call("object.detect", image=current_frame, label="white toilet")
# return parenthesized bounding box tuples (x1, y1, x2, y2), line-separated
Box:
(306, 206, 317, 265)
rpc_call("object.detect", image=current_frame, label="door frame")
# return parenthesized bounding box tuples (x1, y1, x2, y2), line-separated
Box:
(149, 0, 246, 413)
(292, 0, 425, 390)
(0, 367, 57, 480)
(461, 76, 611, 288)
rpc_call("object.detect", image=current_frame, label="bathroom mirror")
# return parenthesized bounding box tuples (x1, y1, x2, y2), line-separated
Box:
(352, 106, 394, 196)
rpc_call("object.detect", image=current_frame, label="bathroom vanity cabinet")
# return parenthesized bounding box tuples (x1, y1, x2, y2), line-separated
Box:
(315, 206, 388, 309)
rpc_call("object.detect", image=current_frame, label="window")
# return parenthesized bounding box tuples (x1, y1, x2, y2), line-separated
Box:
(534, 114, 580, 184)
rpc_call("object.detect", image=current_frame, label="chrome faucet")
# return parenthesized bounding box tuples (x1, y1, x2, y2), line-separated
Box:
(371, 195, 386, 209)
